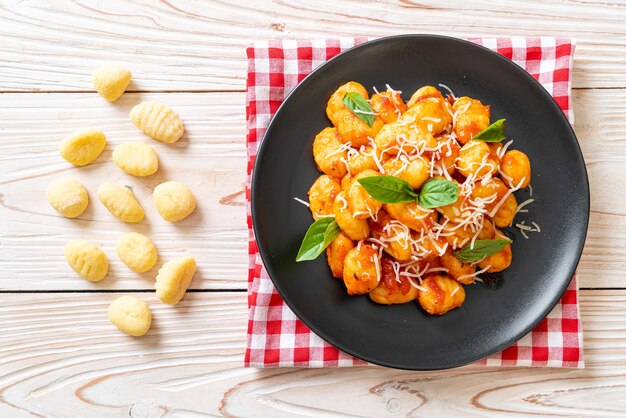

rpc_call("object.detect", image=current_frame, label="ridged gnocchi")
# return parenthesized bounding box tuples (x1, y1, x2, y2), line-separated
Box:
(97, 182, 145, 223)
(108, 296, 152, 337)
(418, 275, 465, 315)
(130, 101, 184, 143)
(64, 239, 108, 282)
(60, 128, 106, 166)
(153, 181, 196, 222)
(155, 256, 197, 305)
(342, 244, 380, 295)
(116, 233, 158, 273)
(92, 65, 132, 102)
(112, 142, 159, 177)
(47, 178, 89, 218)
(301, 82, 533, 316)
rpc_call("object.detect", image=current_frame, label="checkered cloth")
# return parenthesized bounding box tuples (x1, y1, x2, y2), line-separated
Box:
(245, 37, 583, 368)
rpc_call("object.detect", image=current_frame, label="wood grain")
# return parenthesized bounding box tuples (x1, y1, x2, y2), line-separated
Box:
(1, 89, 625, 290)
(0, 92, 247, 290)
(0, 290, 623, 417)
(1, 0, 626, 91)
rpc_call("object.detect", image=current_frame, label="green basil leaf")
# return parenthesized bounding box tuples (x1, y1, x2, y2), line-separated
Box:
(357, 176, 418, 204)
(418, 178, 459, 209)
(296, 217, 340, 262)
(453, 239, 511, 263)
(472, 118, 506, 142)
(342, 92, 375, 127)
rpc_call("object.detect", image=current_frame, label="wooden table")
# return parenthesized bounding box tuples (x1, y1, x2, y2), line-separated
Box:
(1, 1, 625, 416)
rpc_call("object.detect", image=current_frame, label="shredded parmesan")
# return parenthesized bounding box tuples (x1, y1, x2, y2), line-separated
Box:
(294, 197, 310, 207)
(515, 221, 540, 239)
(497, 140, 514, 160)
(438, 83, 457, 100)
(514, 198, 535, 216)
(456, 265, 492, 283)
(372, 253, 381, 283)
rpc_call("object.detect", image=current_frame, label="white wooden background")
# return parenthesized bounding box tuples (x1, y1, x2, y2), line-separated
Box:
(1, 1, 625, 417)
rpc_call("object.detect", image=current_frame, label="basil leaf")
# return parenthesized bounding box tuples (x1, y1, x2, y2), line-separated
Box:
(357, 176, 417, 204)
(342, 92, 375, 127)
(453, 239, 510, 263)
(418, 178, 459, 209)
(296, 217, 340, 262)
(472, 118, 506, 142)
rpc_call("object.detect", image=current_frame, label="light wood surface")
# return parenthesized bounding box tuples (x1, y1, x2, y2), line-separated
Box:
(1, 291, 626, 418)
(1, 0, 626, 90)
(1, 89, 624, 290)
(1, 0, 625, 416)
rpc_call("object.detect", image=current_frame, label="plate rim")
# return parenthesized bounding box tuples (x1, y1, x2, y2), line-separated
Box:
(250, 34, 590, 370)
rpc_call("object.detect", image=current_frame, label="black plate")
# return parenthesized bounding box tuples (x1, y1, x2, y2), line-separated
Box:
(251, 35, 589, 370)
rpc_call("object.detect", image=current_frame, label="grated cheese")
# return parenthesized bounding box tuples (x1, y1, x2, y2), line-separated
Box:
(294, 197, 310, 207)
(514, 198, 535, 216)
(456, 265, 492, 283)
(438, 83, 457, 101)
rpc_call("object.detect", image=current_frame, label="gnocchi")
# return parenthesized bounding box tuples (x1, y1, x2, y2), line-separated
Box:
(130, 101, 184, 143)
(112, 142, 159, 176)
(313, 127, 348, 178)
(108, 296, 152, 337)
(342, 244, 380, 295)
(97, 182, 145, 223)
(92, 65, 132, 102)
(60, 128, 106, 166)
(308, 175, 341, 220)
(64, 239, 108, 282)
(326, 232, 355, 279)
(369, 256, 419, 304)
(155, 256, 197, 305)
(153, 181, 196, 222)
(47, 178, 89, 218)
(116, 233, 158, 273)
(301, 82, 533, 316)
(417, 275, 466, 315)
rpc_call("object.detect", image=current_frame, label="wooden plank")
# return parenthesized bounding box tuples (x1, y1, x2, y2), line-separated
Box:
(1, 0, 626, 91)
(0, 290, 624, 417)
(1, 89, 624, 290)
(0, 92, 248, 290)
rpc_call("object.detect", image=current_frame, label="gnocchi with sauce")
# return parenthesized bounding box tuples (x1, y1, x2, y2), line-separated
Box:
(297, 82, 533, 316)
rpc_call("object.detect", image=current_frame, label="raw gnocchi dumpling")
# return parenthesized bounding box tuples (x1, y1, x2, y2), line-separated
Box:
(60, 128, 106, 166)
(92, 65, 132, 102)
(108, 296, 152, 337)
(47, 178, 89, 218)
(64, 239, 108, 282)
(155, 256, 197, 305)
(116, 232, 158, 273)
(153, 181, 196, 222)
(97, 182, 145, 223)
(112, 142, 159, 177)
(130, 101, 184, 143)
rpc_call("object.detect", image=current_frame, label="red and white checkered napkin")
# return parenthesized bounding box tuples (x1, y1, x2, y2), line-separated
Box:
(245, 37, 583, 368)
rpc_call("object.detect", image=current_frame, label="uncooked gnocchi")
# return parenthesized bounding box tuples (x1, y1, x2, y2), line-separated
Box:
(108, 295, 152, 336)
(112, 142, 159, 176)
(116, 232, 158, 273)
(47, 178, 89, 218)
(155, 256, 197, 305)
(64, 239, 108, 282)
(97, 182, 145, 223)
(130, 101, 184, 143)
(60, 128, 106, 166)
(153, 181, 196, 222)
(92, 65, 132, 102)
